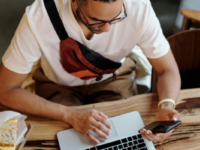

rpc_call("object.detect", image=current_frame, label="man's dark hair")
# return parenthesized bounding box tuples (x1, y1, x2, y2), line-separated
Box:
(79, 0, 117, 6)
(93, 0, 117, 1)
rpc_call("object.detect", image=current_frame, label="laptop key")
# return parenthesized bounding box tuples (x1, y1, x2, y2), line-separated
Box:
(127, 137, 132, 141)
(133, 141, 138, 145)
(137, 143, 146, 148)
(97, 140, 121, 150)
(123, 143, 128, 147)
(132, 136, 137, 140)
(137, 134, 142, 139)
(128, 142, 133, 146)
(108, 148, 113, 150)
(140, 147, 147, 150)
(122, 138, 128, 143)
(90, 147, 96, 150)
(113, 146, 118, 150)
(132, 146, 137, 150)
(138, 139, 144, 143)
(127, 147, 132, 150)
(118, 145, 123, 149)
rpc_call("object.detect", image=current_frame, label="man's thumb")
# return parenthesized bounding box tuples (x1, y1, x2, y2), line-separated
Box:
(169, 110, 181, 121)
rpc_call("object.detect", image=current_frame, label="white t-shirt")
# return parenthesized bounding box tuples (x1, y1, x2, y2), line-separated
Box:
(2, 0, 170, 86)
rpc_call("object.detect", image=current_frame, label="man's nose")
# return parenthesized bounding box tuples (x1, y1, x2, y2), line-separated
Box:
(99, 23, 111, 32)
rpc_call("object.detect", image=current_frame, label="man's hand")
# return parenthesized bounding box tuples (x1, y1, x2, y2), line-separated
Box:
(140, 108, 181, 143)
(68, 109, 112, 144)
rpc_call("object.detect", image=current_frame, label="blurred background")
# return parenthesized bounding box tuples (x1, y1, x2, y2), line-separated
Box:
(0, 0, 200, 59)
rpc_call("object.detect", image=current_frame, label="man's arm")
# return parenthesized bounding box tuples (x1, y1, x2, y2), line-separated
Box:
(0, 63, 111, 144)
(140, 49, 181, 143)
(149, 49, 181, 108)
(0, 63, 73, 121)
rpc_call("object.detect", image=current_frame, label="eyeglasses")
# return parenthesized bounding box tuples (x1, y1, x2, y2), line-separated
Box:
(76, 0, 127, 31)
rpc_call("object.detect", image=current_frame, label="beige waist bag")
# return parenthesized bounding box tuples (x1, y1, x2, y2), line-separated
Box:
(22, 57, 137, 95)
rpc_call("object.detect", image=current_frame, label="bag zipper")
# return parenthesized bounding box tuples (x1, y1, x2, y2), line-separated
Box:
(72, 51, 103, 80)
(72, 51, 117, 81)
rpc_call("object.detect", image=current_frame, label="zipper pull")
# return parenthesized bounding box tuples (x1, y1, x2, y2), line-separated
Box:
(112, 73, 117, 81)
(96, 75, 103, 81)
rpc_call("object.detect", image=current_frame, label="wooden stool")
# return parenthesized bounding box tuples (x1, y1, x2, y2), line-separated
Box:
(181, 9, 200, 31)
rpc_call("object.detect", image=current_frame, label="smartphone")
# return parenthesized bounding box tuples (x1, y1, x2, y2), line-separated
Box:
(139, 120, 182, 134)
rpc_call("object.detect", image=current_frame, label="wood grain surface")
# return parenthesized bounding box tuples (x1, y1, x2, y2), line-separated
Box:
(1, 88, 200, 150)
(181, 9, 200, 22)
(181, 9, 200, 31)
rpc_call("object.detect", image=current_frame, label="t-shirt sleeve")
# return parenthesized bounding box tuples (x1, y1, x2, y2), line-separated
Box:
(2, 13, 42, 74)
(137, 0, 170, 59)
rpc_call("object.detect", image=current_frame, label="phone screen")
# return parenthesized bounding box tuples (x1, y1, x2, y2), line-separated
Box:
(140, 121, 182, 133)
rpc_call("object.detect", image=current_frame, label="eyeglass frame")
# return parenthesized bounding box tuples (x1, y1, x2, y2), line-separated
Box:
(76, 0, 127, 31)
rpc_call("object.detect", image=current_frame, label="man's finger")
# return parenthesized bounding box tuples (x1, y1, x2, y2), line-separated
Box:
(173, 113, 181, 121)
(169, 110, 181, 120)
(154, 129, 174, 142)
(142, 131, 152, 141)
(141, 132, 150, 141)
(140, 129, 152, 141)
(90, 125, 108, 139)
(168, 129, 174, 135)
(91, 117, 110, 135)
(86, 133, 100, 144)
(92, 109, 108, 119)
(97, 111, 108, 119)
(142, 129, 174, 143)
(143, 130, 160, 143)
(94, 114, 112, 130)
(155, 129, 174, 137)
(147, 132, 160, 143)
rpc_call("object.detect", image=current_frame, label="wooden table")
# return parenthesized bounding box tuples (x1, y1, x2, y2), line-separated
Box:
(181, 9, 200, 31)
(1, 88, 200, 150)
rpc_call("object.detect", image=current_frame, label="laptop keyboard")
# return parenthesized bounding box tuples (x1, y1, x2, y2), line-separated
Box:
(85, 134, 147, 150)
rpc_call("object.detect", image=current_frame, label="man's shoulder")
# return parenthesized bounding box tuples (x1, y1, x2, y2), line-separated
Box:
(23, 0, 66, 47)
(123, 0, 151, 23)
(124, 0, 151, 13)
(26, 0, 64, 19)
(124, 0, 150, 6)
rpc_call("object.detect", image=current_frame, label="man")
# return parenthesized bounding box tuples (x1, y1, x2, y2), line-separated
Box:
(0, 0, 181, 144)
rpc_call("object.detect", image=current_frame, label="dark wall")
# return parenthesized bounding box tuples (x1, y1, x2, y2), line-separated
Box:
(0, 0, 35, 60)
(0, 0, 181, 59)
(150, 0, 181, 38)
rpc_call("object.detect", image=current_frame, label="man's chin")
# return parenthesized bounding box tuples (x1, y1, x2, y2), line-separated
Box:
(94, 31, 104, 34)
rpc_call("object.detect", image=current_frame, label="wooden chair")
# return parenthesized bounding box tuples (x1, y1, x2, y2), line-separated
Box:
(151, 29, 200, 93)
(181, 9, 200, 31)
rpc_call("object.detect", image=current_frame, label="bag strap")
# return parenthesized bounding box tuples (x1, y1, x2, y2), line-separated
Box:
(44, 0, 69, 41)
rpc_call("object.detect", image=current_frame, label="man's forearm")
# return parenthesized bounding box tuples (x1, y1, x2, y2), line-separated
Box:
(157, 69, 181, 110)
(0, 87, 73, 122)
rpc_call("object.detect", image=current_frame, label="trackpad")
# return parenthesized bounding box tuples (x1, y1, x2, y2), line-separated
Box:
(89, 120, 118, 142)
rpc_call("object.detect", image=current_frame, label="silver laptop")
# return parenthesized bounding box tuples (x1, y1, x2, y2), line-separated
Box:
(57, 111, 155, 150)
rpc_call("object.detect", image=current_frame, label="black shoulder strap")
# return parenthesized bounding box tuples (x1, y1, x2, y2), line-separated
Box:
(44, 0, 69, 41)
